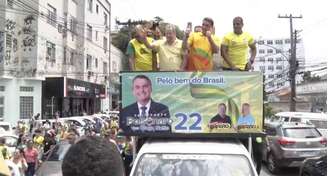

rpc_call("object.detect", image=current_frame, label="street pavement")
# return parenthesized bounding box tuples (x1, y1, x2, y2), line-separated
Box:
(260, 162, 299, 176)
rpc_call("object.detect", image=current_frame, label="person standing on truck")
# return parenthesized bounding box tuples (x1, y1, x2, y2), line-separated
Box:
(142, 24, 184, 71)
(126, 25, 156, 71)
(182, 17, 220, 71)
(221, 17, 257, 71)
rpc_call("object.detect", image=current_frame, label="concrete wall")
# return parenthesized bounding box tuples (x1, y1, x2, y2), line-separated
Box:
(0, 78, 42, 125)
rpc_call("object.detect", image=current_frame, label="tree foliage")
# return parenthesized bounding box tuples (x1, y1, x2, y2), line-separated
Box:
(302, 71, 321, 83)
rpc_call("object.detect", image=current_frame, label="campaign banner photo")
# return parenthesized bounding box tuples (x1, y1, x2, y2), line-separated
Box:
(120, 72, 263, 135)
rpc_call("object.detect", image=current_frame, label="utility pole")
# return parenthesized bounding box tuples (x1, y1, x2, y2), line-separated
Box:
(278, 14, 302, 111)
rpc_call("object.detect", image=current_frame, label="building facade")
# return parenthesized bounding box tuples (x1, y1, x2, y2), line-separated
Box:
(253, 38, 305, 93)
(0, 0, 111, 123)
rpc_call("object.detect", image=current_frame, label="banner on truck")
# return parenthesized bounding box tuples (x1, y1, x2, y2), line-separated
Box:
(120, 72, 263, 135)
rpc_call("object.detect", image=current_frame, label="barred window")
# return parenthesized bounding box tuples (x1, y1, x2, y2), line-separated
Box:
(47, 4, 57, 27)
(0, 97, 4, 118)
(20, 86, 34, 92)
(20, 96, 33, 119)
(0, 86, 5, 91)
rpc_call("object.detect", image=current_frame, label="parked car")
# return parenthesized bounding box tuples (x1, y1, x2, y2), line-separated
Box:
(299, 155, 327, 176)
(263, 122, 327, 174)
(0, 134, 18, 157)
(36, 140, 71, 176)
(130, 138, 258, 176)
(0, 122, 13, 135)
(273, 112, 327, 137)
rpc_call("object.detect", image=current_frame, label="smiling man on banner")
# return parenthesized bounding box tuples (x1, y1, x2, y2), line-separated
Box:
(121, 75, 171, 133)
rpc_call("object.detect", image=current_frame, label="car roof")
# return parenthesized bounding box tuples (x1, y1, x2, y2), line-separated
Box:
(265, 121, 315, 128)
(275, 112, 327, 120)
(138, 139, 249, 156)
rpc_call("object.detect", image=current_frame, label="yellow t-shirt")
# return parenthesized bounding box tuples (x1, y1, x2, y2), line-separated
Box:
(221, 32, 255, 70)
(127, 37, 154, 71)
(187, 32, 221, 71)
(152, 39, 183, 71)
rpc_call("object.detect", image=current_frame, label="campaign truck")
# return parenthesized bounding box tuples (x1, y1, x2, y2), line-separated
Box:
(119, 71, 265, 176)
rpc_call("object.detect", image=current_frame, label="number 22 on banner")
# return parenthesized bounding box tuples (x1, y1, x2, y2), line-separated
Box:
(174, 112, 202, 131)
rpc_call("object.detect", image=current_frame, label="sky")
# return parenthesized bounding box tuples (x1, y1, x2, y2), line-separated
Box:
(110, 0, 328, 64)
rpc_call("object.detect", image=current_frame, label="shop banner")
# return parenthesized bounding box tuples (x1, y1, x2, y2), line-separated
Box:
(120, 72, 263, 136)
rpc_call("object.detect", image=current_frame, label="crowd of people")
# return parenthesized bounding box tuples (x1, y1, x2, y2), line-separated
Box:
(126, 16, 256, 72)
(0, 114, 133, 176)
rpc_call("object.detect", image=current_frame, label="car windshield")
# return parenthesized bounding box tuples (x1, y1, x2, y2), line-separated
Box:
(133, 154, 255, 176)
(283, 128, 321, 138)
(309, 120, 327, 129)
(0, 125, 10, 131)
(3, 136, 17, 147)
(47, 142, 71, 161)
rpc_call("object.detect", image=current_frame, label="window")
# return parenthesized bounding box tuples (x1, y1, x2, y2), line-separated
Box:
(69, 50, 74, 65)
(276, 49, 282, 53)
(63, 47, 67, 64)
(70, 17, 77, 34)
(103, 62, 108, 74)
(95, 58, 98, 68)
(95, 31, 98, 41)
(257, 40, 264, 45)
(268, 65, 274, 71)
(104, 13, 108, 25)
(96, 4, 99, 13)
(88, 0, 93, 12)
(6, 34, 12, 48)
(276, 57, 282, 63)
(87, 54, 92, 69)
(259, 66, 265, 73)
(275, 40, 283, 45)
(267, 40, 273, 45)
(103, 37, 108, 52)
(112, 61, 118, 73)
(276, 65, 283, 70)
(267, 49, 273, 54)
(277, 82, 284, 87)
(7, 0, 13, 8)
(259, 57, 265, 62)
(269, 82, 274, 87)
(20, 86, 34, 92)
(47, 4, 57, 26)
(277, 74, 283, 78)
(268, 74, 274, 79)
(0, 86, 4, 91)
(268, 58, 273, 63)
(296, 39, 302, 43)
(20, 96, 33, 119)
(285, 39, 291, 44)
(0, 97, 4, 118)
(259, 49, 265, 54)
(46, 41, 56, 61)
(87, 24, 92, 40)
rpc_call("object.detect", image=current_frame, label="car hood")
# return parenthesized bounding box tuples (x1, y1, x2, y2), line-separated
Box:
(37, 161, 62, 176)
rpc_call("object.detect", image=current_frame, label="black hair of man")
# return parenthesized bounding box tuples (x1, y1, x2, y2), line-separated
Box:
(132, 74, 152, 86)
(233, 16, 244, 24)
(203, 17, 214, 27)
(62, 136, 124, 176)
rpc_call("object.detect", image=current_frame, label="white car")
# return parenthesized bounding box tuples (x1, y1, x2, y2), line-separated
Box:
(130, 139, 258, 176)
(0, 122, 13, 135)
(0, 134, 18, 157)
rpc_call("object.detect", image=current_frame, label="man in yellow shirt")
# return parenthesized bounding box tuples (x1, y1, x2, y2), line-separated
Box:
(221, 17, 257, 71)
(145, 24, 183, 71)
(182, 17, 220, 71)
(126, 25, 156, 71)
